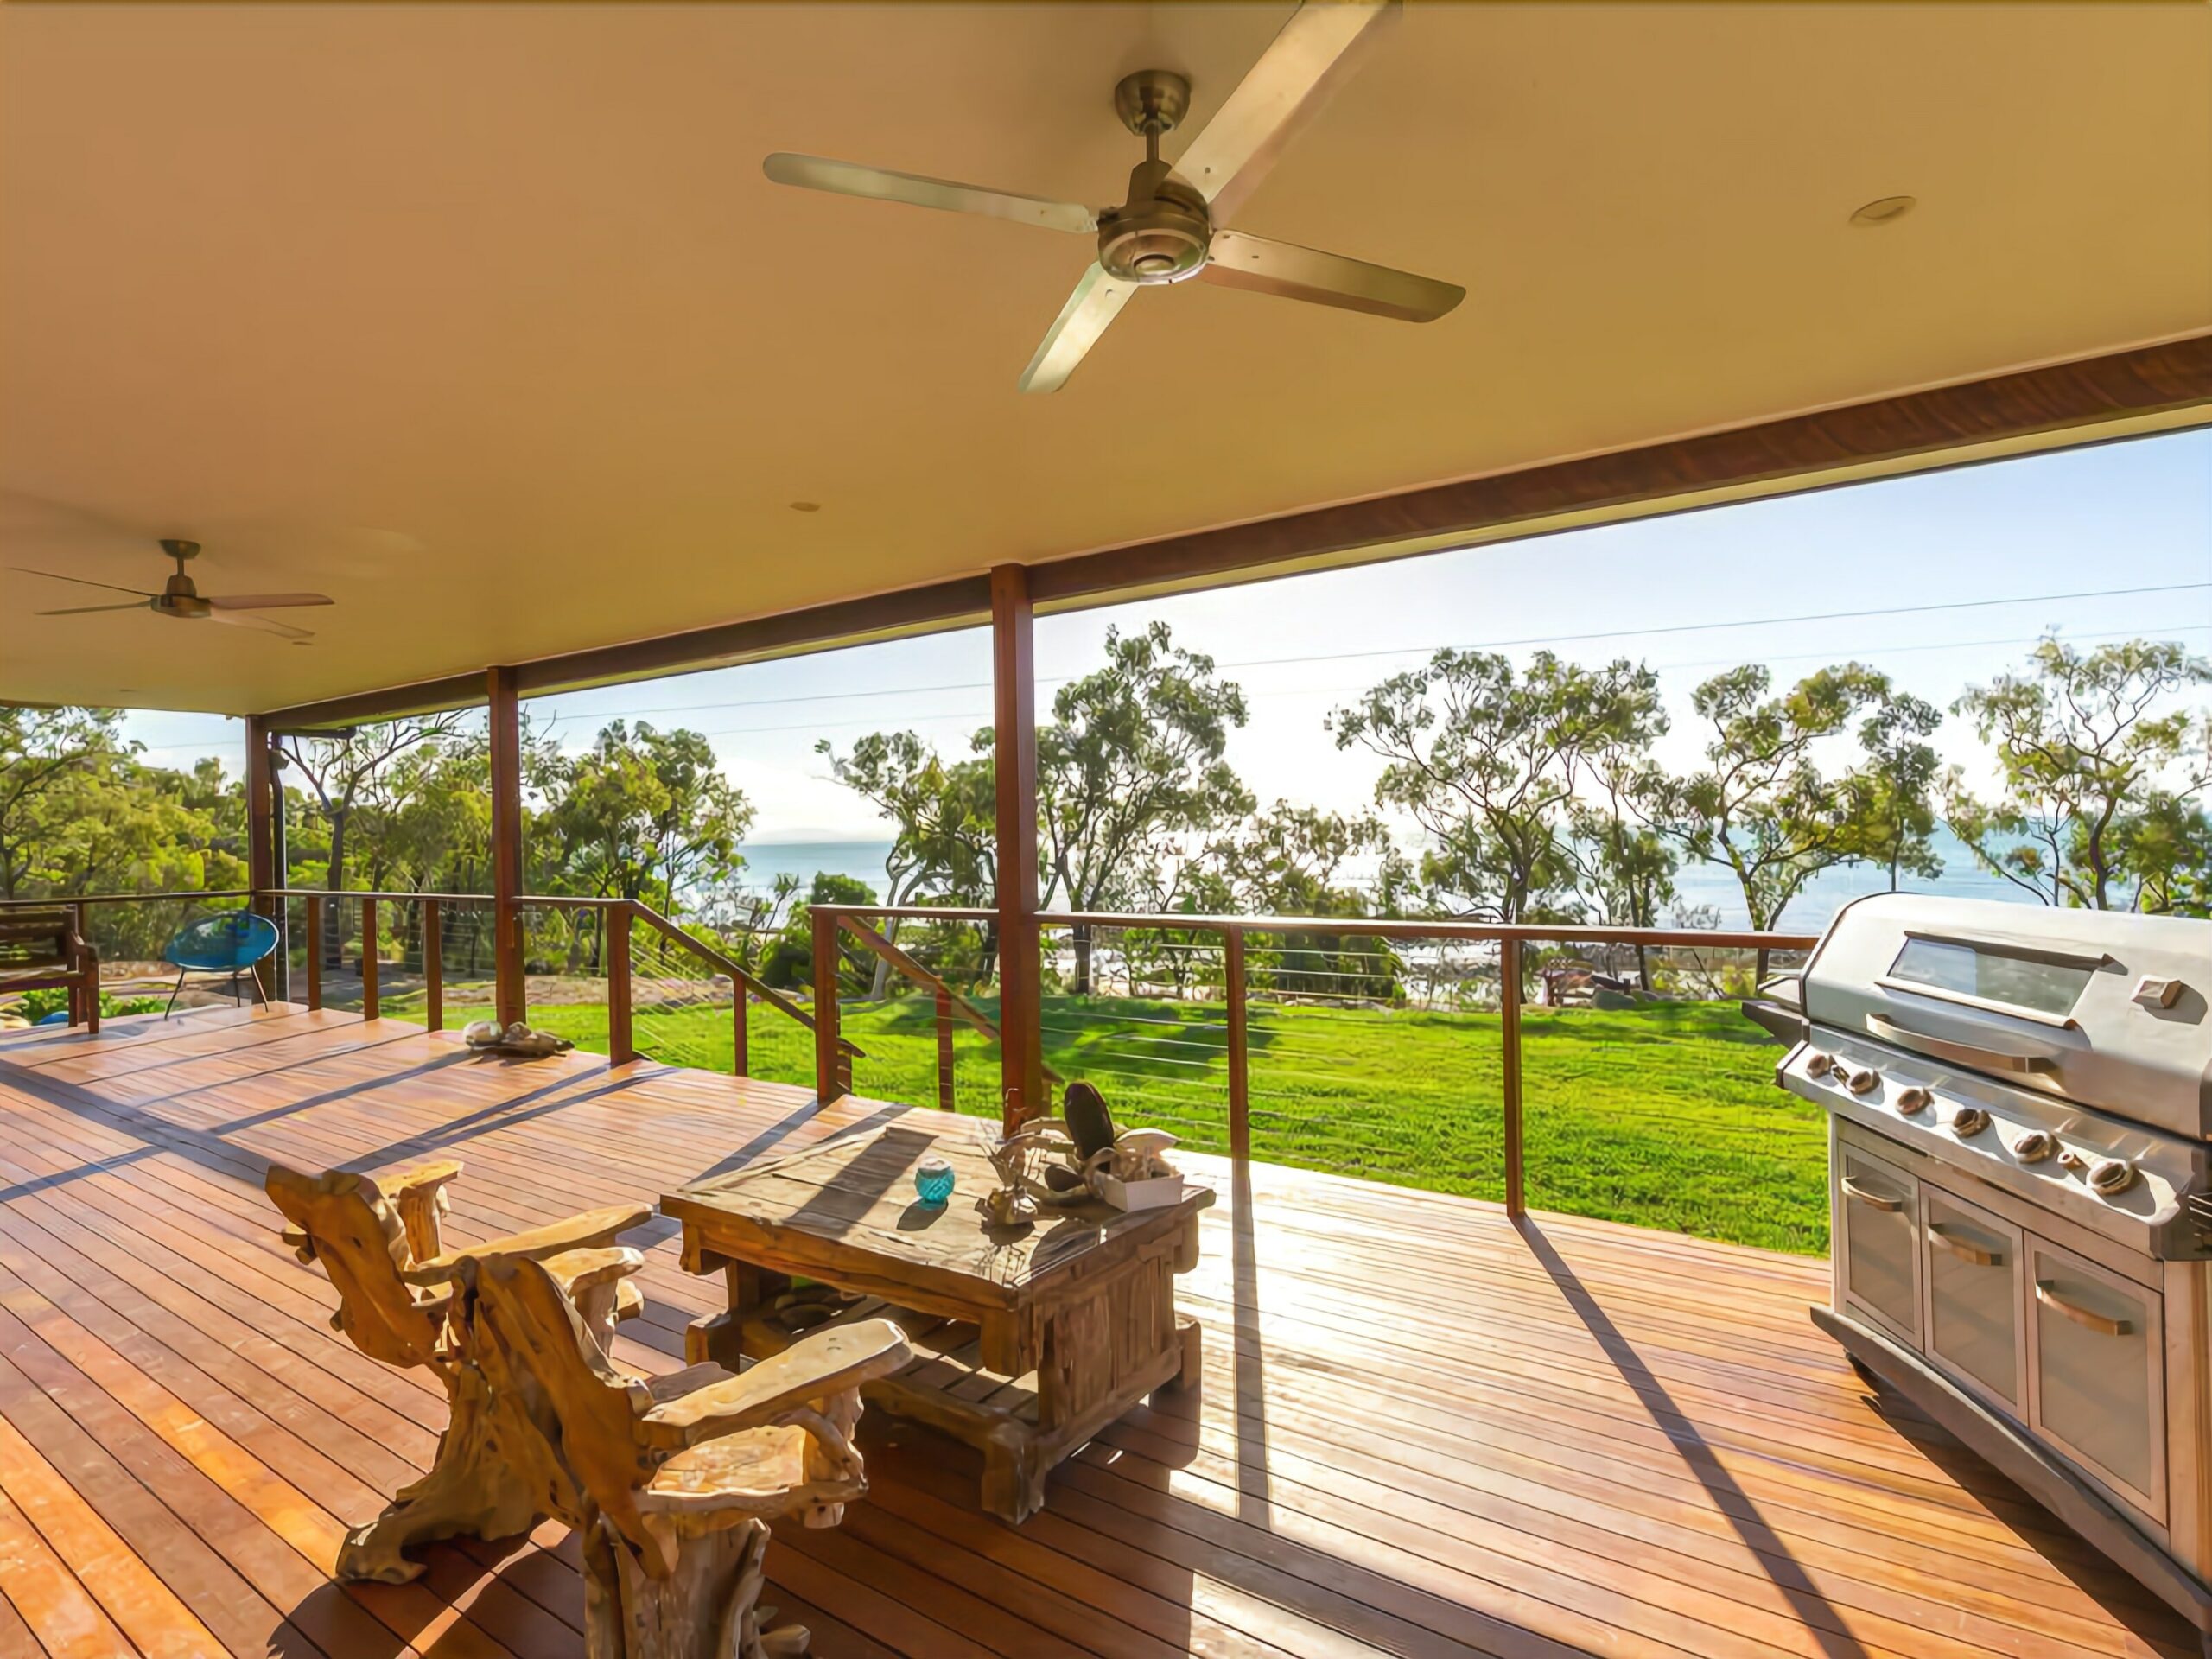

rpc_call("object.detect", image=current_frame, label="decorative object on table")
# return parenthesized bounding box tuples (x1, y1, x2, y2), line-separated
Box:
(462, 1018, 575, 1058)
(264, 1158, 650, 1583)
(913, 1154, 956, 1207)
(161, 910, 280, 1016)
(663, 1121, 1214, 1524)
(1027, 1083, 1187, 1211)
(466, 1249, 909, 1659)
(977, 1130, 1046, 1230)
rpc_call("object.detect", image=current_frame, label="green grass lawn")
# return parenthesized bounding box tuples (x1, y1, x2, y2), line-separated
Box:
(519, 990, 1827, 1255)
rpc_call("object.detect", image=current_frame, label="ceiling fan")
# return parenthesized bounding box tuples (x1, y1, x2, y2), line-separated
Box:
(14, 539, 334, 641)
(764, 0, 1461, 392)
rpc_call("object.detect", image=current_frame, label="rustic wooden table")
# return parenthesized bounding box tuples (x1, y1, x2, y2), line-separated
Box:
(663, 1118, 1213, 1523)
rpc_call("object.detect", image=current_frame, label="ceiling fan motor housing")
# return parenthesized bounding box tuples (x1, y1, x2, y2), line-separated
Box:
(1097, 171, 1211, 284)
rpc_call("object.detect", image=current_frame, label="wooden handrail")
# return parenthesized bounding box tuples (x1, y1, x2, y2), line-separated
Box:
(627, 901, 858, 1055)
(808, 902, 1820, 952)
(834, 914, 1061, 1087)
(0, 889, 251, 908)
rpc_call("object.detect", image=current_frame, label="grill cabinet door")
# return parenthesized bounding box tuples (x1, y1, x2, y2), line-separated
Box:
(1838, 1145, 1920, 1347)
(2026, 1236, 2165, 1524)
(1922, 1188, 2023, 1411)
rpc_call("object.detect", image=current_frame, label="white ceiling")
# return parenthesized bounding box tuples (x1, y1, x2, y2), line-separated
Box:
(3, 3, 2208, 715)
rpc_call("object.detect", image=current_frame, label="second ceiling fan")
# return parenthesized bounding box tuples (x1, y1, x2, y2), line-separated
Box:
(764, 0, 1462, 392)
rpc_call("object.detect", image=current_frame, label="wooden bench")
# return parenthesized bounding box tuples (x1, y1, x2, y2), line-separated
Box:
(0, 906, 99, 1033)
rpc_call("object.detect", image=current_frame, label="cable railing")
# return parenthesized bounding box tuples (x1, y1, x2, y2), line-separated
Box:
(806, 903, 1824, 1250)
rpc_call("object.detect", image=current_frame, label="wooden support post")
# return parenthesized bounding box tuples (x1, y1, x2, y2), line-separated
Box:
(607, 903, 635, 1065)
(732, 987, 749, 1078)
(360, 898, 380, 1021)
(488, 665, 527, 1030)
(304, 897, 322, 1011)
(813, 908, 845, 1103)
(1224, 927, 1249, 1166)
(990, 563, 1044, 1131)
(935, 988, 956, 1112)
(1501, 937, 1524, 1217)
(422, 899, 442, 1033)
(245, 715, 277, 1003)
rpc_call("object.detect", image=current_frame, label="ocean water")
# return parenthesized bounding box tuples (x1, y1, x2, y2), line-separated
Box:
(737, 824, 2031, 933)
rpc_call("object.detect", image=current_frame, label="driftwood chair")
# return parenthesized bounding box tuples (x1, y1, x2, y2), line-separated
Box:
(0, 906, 99, 1033)
(464, 1249, 910, 1659)
(265, 1158, 652, 1582)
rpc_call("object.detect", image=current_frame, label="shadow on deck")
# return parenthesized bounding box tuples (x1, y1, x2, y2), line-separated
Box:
(0, 1004, 2190, 1658)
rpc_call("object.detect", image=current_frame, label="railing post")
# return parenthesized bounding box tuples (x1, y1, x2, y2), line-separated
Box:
(607, 903, 635, 1065)
(1224, 925, 1249, 1166)
(69, 899, 90, 1027)
(935, 987, 956, 1112)
(422, 899, 442, 1033)
(360, 898, 379, 1021)
(304, 896, 322, 1011)
(245, 715, 277, 1004)
(813, 909, 845, 1103)
(1501, 936, 1524, 1218)
(732, 985, 749, 1078)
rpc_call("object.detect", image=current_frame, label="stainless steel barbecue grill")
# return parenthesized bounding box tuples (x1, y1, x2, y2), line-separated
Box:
(1752, 894, 2212, 1648)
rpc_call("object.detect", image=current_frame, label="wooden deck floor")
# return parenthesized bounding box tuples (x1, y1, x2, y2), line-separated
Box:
(0, 1005, 2192, 1659)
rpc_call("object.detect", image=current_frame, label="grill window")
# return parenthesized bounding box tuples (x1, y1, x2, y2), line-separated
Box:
(1889, 938, 2094, 1018)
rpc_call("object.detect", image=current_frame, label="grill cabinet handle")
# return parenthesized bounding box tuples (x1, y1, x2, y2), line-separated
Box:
(2035, 1279, 2133, 1337)
(1867, 1013, 2059, 1076)
(1926, 1223, 2002, 1267)
(1840, 1176, 1903, 1213)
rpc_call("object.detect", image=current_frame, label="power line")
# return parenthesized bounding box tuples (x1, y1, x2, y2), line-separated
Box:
(531, 579, 2211, 719)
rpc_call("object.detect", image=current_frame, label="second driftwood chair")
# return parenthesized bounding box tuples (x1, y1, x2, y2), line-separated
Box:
(465, 1249, 911, 1659)
(266, 1157, 652, 1582)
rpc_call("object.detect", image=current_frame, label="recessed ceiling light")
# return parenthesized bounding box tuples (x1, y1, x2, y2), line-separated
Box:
(788, 500, 822, 513)
(1851, 195, 1916, 227)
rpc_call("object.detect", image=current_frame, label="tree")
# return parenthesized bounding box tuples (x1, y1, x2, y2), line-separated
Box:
(1331, 649, 1665, 923)
(1198, 804, 1399, 1003)
(1028, 623, 1253, 993)
(1560, 749, 1677, 988)
(543, 721, 752, 908)
(757, 872, 879, 994)
(0, 707, 134, 899)
(1851, 691, 1945, 892)
(280, 713, 467, 964)
(817, 731, 996, 996)
(1946, 637, 2212, 911)
(1659, 662, 1894, 974)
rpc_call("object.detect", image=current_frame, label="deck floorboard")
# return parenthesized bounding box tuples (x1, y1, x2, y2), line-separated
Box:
(0, 1005, 2192, 1658)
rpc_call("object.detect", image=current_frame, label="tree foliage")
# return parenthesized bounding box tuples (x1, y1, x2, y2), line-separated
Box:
(1331, 650, 1665, 922)
(1946, 637, 2212, 911)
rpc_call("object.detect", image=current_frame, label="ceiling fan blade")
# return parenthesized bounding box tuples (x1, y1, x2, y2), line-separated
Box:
(1200, 229, 1463, 322)
(764, 153, 1098, 234)
(206, 592, 334, 610)
(207, 607, 312, 641)
(10, 566, 158, 600)
(1018, 264, 1138, 394)
(1172, 0, 1396, 222)
(36, 601, 149, 617)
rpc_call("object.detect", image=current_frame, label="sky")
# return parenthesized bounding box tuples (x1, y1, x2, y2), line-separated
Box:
(122, 426, 2212, 845)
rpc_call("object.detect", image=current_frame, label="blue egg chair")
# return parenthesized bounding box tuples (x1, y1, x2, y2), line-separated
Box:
(162, 911, 281, 1017)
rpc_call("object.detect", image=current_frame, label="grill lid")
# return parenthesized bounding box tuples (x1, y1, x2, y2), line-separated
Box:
(1797, 895, 2212, 1141)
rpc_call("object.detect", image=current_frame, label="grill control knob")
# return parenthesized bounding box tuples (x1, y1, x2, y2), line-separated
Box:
(2012, 1129, 2057, 1164)
(1948, 1105, 1988, 1135)
(1894, 1085, 1933, 1115)
(1842, 1066, 1879, 1096)
(2088, 1158, 2137, 1198)
(1804, 1051, 1834, 1078)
